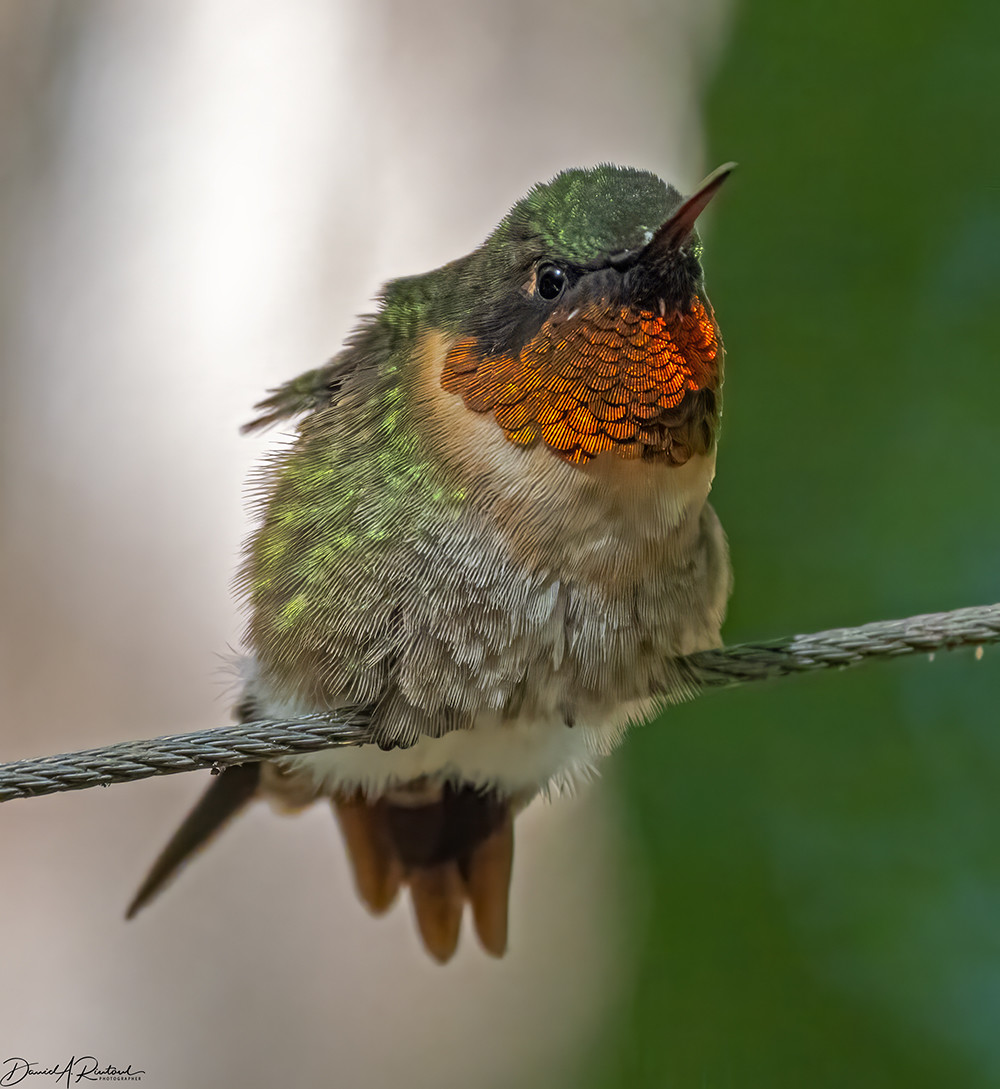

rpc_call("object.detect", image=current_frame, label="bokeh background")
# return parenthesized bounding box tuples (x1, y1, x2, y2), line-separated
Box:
(1, 1, 998, 1086)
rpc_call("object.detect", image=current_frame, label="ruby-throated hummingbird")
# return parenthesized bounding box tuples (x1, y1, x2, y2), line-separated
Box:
(127, 163, 735, 962)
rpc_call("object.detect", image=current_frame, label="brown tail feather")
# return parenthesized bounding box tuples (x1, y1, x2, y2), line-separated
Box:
(126, 763, 260, 919)
(464, 814, 514, 958)
(332, 783, 518, 961)
(408, 862, 465, 963)
(131, 767, 519, 961)
(332, 795, 403, 914)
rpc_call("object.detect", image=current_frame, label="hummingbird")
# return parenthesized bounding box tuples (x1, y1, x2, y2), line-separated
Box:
(127, 162, 734, 962)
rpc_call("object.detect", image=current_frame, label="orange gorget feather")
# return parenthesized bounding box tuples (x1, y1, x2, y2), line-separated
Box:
(442, 297, 720, 464)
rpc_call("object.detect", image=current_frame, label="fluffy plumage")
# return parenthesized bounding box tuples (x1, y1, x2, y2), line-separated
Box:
(129, 164, 733, 961)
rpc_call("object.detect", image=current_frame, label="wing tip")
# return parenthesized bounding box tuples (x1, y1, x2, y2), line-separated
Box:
(126, 763, 261, 920)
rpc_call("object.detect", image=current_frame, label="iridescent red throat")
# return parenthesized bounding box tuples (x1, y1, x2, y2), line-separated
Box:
(441, 297, 721, 465)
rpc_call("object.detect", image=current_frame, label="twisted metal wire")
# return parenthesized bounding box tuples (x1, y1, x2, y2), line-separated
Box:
(1, 602, 996, 803)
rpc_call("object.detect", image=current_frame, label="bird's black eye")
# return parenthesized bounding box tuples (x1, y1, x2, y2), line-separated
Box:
(537, 264, 566, 301)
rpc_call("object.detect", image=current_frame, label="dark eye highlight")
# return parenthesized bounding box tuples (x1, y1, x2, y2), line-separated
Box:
(537, 264, 567, 301)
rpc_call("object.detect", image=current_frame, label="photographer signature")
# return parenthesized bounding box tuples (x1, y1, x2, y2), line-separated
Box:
(0, 1057, 144, 1086)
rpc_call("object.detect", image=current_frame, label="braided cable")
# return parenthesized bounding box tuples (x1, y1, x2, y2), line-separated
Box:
(1, 602, 996, 803)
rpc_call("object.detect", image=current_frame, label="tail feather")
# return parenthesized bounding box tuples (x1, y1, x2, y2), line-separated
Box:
(332, 794, 403, 914)
(126, 763, 261, 919)
(332, 783, 519, 962)
(464, 814, 514, 958)
(130, 765, 522, 961)
(408, 863, 465, 963)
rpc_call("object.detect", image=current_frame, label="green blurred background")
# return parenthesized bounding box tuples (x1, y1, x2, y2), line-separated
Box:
(583, 1, 1000, 1085)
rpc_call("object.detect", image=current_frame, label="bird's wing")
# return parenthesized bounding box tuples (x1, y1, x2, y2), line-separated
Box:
(242, 352, 358, 434)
